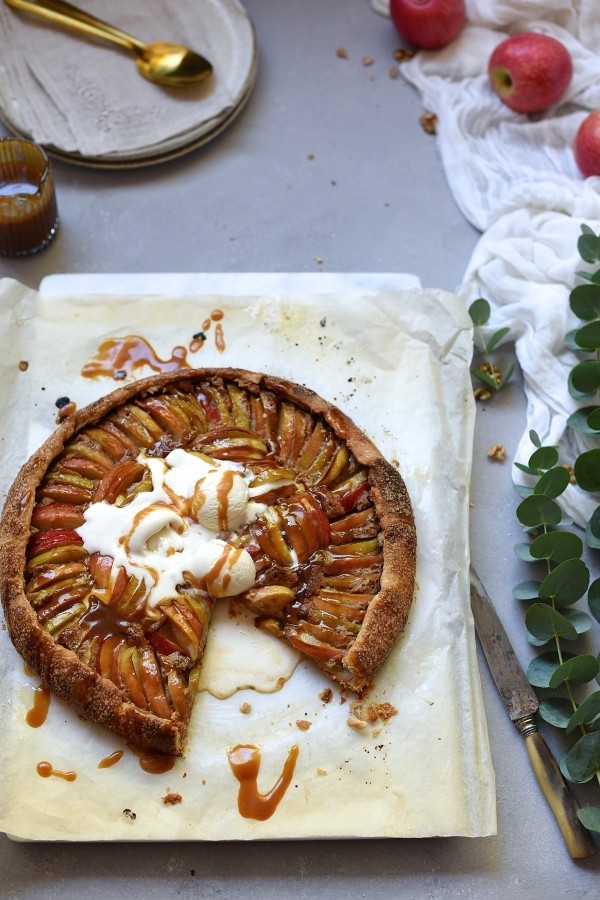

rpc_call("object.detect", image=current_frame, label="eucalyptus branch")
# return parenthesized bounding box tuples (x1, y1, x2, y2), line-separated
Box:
(468, 297, 514, 394)
(512, 225, 600, 833)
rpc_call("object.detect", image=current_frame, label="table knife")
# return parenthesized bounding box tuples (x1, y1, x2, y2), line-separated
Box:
(469, 566, 596, 859)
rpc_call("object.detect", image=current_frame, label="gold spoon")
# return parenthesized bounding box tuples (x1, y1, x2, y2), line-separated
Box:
(4, 0, 213, 87)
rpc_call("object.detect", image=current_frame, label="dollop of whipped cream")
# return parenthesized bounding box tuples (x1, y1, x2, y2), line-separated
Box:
(77, 449, 259, 608)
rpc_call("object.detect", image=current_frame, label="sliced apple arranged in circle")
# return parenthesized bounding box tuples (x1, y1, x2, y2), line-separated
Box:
(1, 369, 416, 755)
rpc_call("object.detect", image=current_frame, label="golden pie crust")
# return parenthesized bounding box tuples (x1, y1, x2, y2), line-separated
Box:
(0, 369, 416, 756)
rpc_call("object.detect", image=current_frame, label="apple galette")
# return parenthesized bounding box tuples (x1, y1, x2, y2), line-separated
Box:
(0, 369, 416, 755)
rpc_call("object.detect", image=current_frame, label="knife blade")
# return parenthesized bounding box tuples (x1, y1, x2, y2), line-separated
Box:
(470, 566, 596, 859)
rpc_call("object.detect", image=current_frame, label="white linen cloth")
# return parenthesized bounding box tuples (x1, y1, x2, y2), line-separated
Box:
(373, 0, 600, 526)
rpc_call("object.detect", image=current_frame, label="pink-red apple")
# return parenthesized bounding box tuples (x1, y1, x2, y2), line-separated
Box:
(575, 111, 600, 178)
(488, 33, 572, 114)
(390, 0, 466, 50)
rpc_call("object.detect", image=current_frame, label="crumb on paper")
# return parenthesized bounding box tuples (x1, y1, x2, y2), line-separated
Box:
(296, 719, 312, 731)
(319, 687, 333, 704)
(420, 112, 438, 135)
(315, 255, 323, 265)
(317, 767, 328, 777)
(18, 360, 28, 371)
(473, 387, 492, 401)
(239, 701, 252, 715)
(389, 66, 399, 79)
(362, 56, 374, 67)
(162, 792, 183, 806)
(123, 808, 136, 821)
(487, 444, 506, 462)
(336, 47, 348, 59)
(308, 153, 315, 161)
(348, 700, 398, 729)
(394, 48, 415, 62)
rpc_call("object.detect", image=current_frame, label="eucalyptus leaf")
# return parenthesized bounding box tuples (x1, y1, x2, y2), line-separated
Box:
(587, 407, 600, 431)
(526, 603, 578, 642)
(517, 495, 562, 528)
(566, 690, 600, 733)
(528, 446, 559, 472)
(569, 361, 600, 398)
(533, 466, 570, 498)
(529, 430, 541, 448)
(574, 449, 600, 492)
(471, 367, 501, 390)
(563, 731, 600, 783)
(468, 298, 490, 326)
(577, 806, 600, 833)
(549, 654, 599, 689)
(513, 483, 534, 499)
(577, 231, 600, 265)
(514, 462, 536, 476)
(567, 406, 600, 435)
(527, 630, 552, 647)
(538, 697, 573, 729)
(497, 362, 515, 390)
(587, 509, 600, 550)
(570, 282, 600, 319)
(563, 609, 594, 636)
(485, 326, 510, 352)
(514, 542, 536, 562)
(512, 580, 541, 600)
(530, 530, 583, 563)
(527, 652, 563, 688)
(539, 558, 590, 606)
(574, 320, 600, 350)
(589, 578, 600, 624)
(565, 329, 585, 352)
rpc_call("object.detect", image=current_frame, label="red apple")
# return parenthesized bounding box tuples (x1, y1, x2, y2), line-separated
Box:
(390, 0, 466, 50)
(575, 111, 600, 178)
(488, 33, 572, 114)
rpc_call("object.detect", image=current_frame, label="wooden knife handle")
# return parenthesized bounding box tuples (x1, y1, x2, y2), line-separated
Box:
(523, 727, 596, 858)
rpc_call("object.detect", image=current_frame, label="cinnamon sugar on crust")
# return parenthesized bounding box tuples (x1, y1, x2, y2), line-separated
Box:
(0, 368, 416, 756)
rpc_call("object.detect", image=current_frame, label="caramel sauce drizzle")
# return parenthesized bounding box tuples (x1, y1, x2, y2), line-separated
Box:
(128, 744, 176, 775)
(36, 761, 77, 782)
(81, 310, 227, 380)
(26, 683, 51, 728)
(98, 749, 125, 769)
(227, 744, 299, 820)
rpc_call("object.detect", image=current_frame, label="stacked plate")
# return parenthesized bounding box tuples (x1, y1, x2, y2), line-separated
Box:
(0, 0, 257, 168)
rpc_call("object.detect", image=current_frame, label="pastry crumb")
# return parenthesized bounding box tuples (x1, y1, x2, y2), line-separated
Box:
(319, 687, 333, 704)
(347, 715, 368, 730)
(162, 792, 182, 806)
(18, 360, 29, 371)
(122, 808, 136, 821)
(317, 767, 328, 776)
(348, 700, 398, 728)
(487, 443, 506, 462)
(239, 701, 252, 715)
(362, 56, 374, 67)
(389, 66, 399, 79)
(296, 719, 312, 731)
(336, 47, 348, 59)
(420, 112, 438, 135)
(473, 386, 492, 401)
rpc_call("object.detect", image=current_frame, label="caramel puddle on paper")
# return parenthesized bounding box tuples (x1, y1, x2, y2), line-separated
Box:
(36, 761, 77, 782)
(98, 750, 125, 769)
(81, 309, 226, 379)
(127, 745, 176, 775)
(197, 603, 301, 699)
(26, 683, 51, 728)
(228, 744, 299, 820)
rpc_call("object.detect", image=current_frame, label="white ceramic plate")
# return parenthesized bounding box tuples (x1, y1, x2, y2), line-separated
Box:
(0, 0, 257, 168)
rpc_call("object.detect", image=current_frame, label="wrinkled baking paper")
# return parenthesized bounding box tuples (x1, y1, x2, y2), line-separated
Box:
(0, 276, 495, 841)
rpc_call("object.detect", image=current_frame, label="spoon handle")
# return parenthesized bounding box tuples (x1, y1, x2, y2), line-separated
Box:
(4, 0, 145, 51)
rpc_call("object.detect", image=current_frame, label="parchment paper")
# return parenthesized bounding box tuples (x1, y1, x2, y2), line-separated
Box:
(0, 275, 496, 841)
